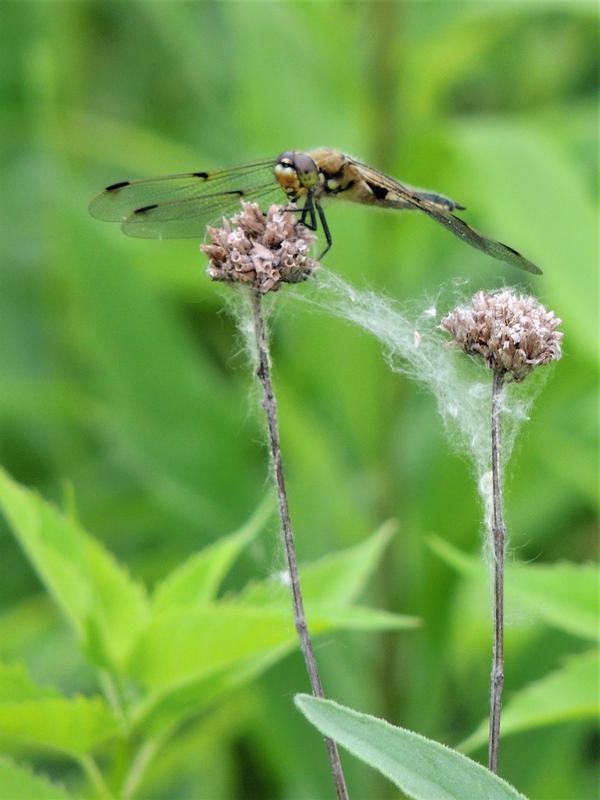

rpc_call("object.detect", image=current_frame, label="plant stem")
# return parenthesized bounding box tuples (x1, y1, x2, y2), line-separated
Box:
(98, 670, 129, 731)
(79, 755, 114, 800)
(249, 289, 350, 800)
(488, 369, 506, 773)
(122, 737, 162, 800)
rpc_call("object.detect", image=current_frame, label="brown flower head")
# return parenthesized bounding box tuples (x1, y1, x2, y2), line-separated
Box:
(440, 289, 563, 381)
(201, 202, 318, 294)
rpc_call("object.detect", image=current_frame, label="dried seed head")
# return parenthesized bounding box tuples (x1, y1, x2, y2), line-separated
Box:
(440, 289, 563, 381)
(202, 202, 318, 293)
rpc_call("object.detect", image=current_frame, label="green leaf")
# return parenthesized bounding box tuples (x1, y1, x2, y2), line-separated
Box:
(129, 603, 416, 690)
(506, 562, 599, 642)
(0, 756, 78, 800)
(241, 520, 396, 606)
(0, 696, 119, 757)
(313, 605, 417, 632)
(129, 523, 415, 736)
(295, 695, 527, 800)
(0, 467, 149, 670)
(153, 498, 273, 613)
(429, 536, 599, 641)
(460, 650, 600, 753)
(0, 663, 59, 703)
(131, 649, 287, 735)
(131, 605, 415, 735)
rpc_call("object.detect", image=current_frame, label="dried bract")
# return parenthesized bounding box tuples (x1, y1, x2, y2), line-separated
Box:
(440, 289, 563, 381)
(202, 202, 318, 293)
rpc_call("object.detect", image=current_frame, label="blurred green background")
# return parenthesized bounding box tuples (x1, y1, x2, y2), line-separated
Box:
(1, 1, 598, 798)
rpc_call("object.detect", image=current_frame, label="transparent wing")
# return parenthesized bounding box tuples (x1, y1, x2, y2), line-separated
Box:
(349, 159, 542, 274)
(122, 183, 284, 239)
(89, 159, 278, 222)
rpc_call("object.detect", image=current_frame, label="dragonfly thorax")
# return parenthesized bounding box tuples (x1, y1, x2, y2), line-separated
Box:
(274, 151, 319, 199)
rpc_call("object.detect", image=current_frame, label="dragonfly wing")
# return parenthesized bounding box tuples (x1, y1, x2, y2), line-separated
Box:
(347, 159, 541, 274)
(348, 159, 464, 211)
(411, 202, 542, 274)
(404, 187, 465, 211)
(89, 160, 277, 222)
(121, 183, 284, 239)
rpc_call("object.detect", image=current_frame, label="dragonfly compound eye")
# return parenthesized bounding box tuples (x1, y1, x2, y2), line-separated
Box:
(291, 153, 318, 188)
(275, 151, 306, 196)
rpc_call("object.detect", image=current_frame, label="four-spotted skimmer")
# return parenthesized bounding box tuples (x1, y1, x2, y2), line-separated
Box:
(89, 147, 541, 274)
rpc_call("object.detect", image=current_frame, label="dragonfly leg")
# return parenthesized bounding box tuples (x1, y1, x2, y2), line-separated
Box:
(315, 201, 332, 258)
(299, 193, 318, 231)
(282, 194, 330, 256)
(281, 204, 315, 227)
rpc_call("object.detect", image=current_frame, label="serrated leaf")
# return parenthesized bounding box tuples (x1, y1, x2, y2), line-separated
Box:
(0, 467, 149, 670)
(131, 649, 287, 735)
(0, 756, 78, 800)
(309, 605, 418, 633)
(241, 521, 396, 606)
(429, 536, 599, 641)
(295, 695, 527, 800)
(459, 650, 600, 753)
(0, 696, 119, 757)
(0, 663, 59, 703)
(129, 602, 416, 735)
(153, 498, 272, 613)
(129, 603, 416, 690)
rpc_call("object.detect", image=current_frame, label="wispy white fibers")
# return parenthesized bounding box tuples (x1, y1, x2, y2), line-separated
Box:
(293, 270, 543, 516)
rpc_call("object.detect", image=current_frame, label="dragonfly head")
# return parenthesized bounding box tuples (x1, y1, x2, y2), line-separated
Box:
(275, 151, 319, 199)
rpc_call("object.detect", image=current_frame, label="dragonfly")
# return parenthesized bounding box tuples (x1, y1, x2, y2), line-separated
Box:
(89, 147, 542, 274)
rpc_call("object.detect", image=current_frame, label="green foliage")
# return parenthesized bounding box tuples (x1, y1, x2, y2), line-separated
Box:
(240, 519, 396, 606)
(0, 662, 59, 703)
(152, 498, 273, 612)
(0, 694, 118, 759)
(0, 467, 149, 672)
(430, 535, 599, 770)
(460, 650, 600, 753)
(429, 536, 599, 641)
(0, 468, 408, 795)
(0, 756, 78, 800)
(295, 695, 527, 800)
(0, 658, 118, 765)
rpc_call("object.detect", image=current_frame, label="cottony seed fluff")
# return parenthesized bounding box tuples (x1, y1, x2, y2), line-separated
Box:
(202, 202, 318, 293)
(440, 289, 563, 381)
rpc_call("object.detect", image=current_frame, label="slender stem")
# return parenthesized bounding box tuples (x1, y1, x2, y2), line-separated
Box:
(122, 737, 162, 800)
(78, 755, 115, 800)
(249, 289, 350, 800)
(488, 369, 506, 773)
(98, 670, 129, 731)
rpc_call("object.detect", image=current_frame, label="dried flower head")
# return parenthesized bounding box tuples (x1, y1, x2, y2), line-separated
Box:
(201, 202, 318, 294)
(440, 289, 563, 381)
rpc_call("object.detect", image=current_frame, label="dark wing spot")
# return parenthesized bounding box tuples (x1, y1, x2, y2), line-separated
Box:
(223, 190, 244, 197)
(367, 181, 388, 201)
(500, 242, 522, 256)
(105, 180, 130, 191)
(134, 204, 159, 214)
(192, 171, 209, 179)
